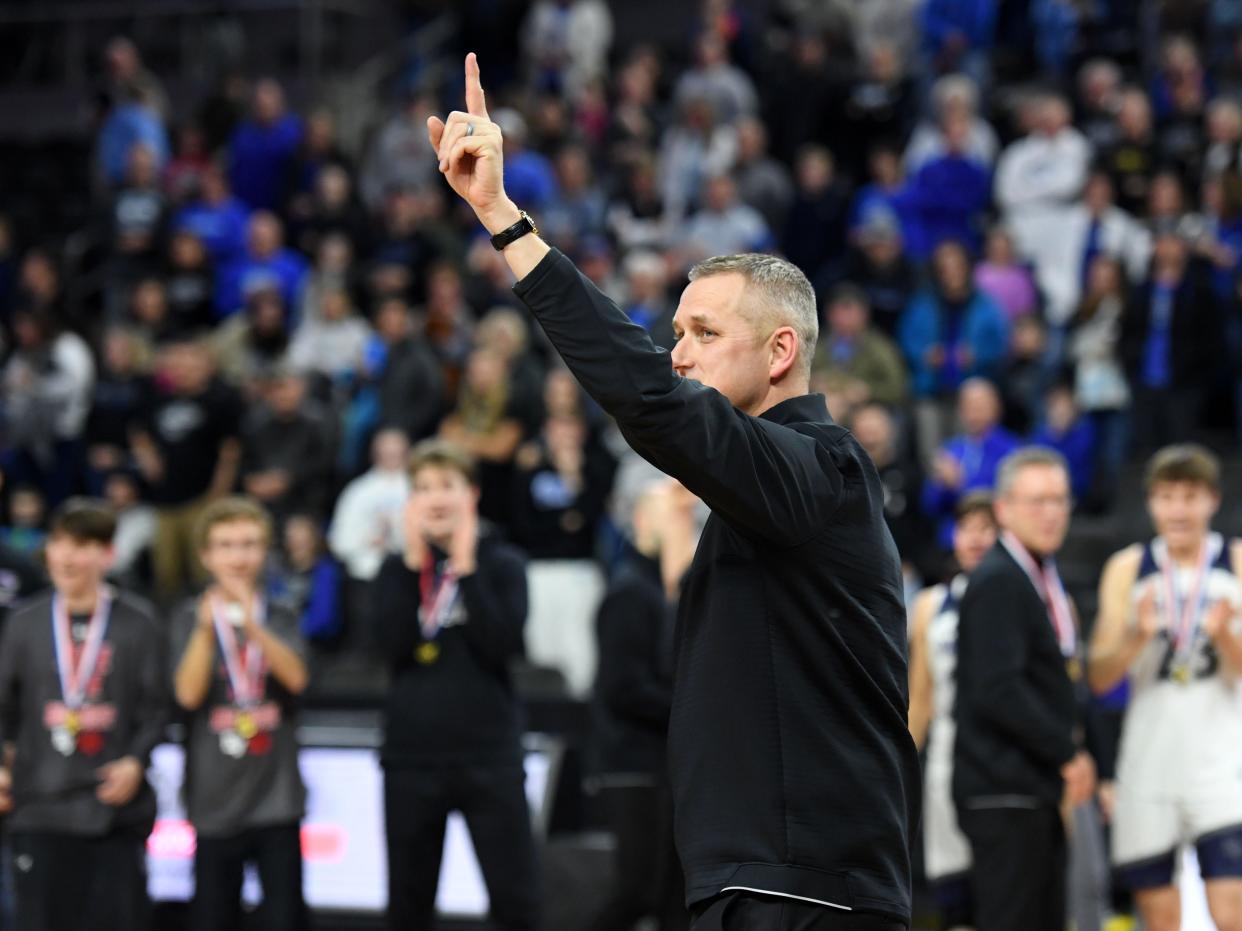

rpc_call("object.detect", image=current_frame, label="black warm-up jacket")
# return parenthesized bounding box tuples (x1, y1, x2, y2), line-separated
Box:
(515, 248, 918, 922)
(953, 542, 1081, 811)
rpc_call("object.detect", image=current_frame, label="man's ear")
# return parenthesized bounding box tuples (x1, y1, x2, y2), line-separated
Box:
(768, 325, 799, 382)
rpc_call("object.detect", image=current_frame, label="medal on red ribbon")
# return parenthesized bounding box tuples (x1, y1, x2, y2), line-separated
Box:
(211, 596, 266, 757)
(416, 551, 458, 665)
(1001, 532, 1078, 671)
(50, 590, 112, 757)
(1157, 534, 1217, 685)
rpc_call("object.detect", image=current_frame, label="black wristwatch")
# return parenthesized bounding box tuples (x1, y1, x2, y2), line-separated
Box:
(490, 210, 538, 251)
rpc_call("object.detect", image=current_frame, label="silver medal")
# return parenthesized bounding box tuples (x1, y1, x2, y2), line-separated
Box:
(51, 726, 75, 757)
(224, 602, 245, 627)
(218, 729, 247, 758)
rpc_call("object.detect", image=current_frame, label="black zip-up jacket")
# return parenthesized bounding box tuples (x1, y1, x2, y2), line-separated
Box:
(515, 249, 917, 921)
(953, 543, 1080, 810)
(372, 532, 527, 767)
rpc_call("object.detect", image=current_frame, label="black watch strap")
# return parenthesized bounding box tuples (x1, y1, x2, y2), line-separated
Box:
(490, 211, 538, 251)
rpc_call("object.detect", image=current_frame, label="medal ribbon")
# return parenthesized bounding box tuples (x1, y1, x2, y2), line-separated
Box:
(1001, 532, 1077, 658)
(211, 597, 266, 708)
(419, 550, 459, 640)
(51, 590, 112, 711)
(1158, 533, 1216, 664)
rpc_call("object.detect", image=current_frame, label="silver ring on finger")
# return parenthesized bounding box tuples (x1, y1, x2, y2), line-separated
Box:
(465, 122, 475, 137)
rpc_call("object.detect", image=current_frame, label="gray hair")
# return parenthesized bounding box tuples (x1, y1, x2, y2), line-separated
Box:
(932, 74, 979, 116)
(995, 446, 1070, 497)
(688, 253, 818, 378)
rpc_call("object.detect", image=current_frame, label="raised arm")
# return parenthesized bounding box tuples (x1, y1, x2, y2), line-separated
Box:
(427, 54, 842, 546)
(1087, 547, 1151, 695)
(426, 53, 549, 281)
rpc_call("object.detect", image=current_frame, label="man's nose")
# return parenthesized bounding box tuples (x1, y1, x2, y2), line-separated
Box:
(670, 341, 690, 375)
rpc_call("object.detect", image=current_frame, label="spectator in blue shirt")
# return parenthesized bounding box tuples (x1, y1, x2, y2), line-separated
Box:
(897, 111, 992, 259)
(175, 161, 251, 264)
(901, 240, 1010, 466)
(539, 144, 608, 251)
(96, 85, 169, 188)
(900, 242, 1010, 397)
(228, 78, 304, 211)
(921, 0, 997, 91)
(1030, 382, 1097, 501)
(215, 211, 309, 319)
(268, 513, 343, 646)
(850, 145, 914, 245)
(922, 377, 1021, 549)
(492, 107, 557, 212)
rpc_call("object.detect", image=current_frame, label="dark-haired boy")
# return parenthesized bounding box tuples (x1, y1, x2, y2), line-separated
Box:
(0, 498, 168, 931)
(373, 439, 537, 931)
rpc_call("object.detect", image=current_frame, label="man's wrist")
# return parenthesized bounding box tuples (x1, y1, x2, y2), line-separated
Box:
(479, 200, 523, 237)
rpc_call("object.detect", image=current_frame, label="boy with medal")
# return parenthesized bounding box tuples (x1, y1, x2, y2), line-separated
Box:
(171, 496, 309, 931)
(0, 498, 168, 931)
(1089, 445, 1242, 931)
(373, 440, 538, 931)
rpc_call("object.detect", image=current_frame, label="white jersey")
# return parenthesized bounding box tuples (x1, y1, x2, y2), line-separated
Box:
(923, 574, 971, 881)
(926, 574, 968, 780)
(1119, 533, 1242, 797)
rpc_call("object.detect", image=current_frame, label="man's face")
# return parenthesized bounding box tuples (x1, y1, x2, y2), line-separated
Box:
(410, 466, 476, 542)
(850, 407, 893, 461)
(46, 534, 113, 596)
(200, 519, 268, 592)
(958, 382, 1000, 436)
(670, 273, 774, 413)
(953, 512, 997, 574)
(1147, 481, 1219, 553)
(372, 431, 410, 472)
(828, 299, 866, 339)
(248, 214, 281, 258)
(996, 464, 1072, 555)
(267, 376, 306, 417)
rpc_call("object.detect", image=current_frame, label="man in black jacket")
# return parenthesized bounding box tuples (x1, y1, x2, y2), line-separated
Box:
(427, 55, 916, 930)
(372, 439, 536, 931)
(953, 447, 1097, 931)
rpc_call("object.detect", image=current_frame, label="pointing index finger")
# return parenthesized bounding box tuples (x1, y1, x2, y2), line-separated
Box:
(465, 52, 489, 120)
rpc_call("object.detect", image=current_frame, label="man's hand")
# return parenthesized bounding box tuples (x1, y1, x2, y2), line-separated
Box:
(0, 766, 12, 814)
(1129, 588, 1161, 644)
(196, 590, 217, 632)
(426, 53, 520, 235)
(1061, 750, 1097, 808)
(96, 756, 144, 807)
(932, 452, 964, 490)
(1203, 598, 1235, 642)
(1097, 780, 1117, 824)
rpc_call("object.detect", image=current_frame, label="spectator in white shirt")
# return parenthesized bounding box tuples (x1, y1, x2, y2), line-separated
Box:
(995, 93, 1091, 235)
(904, 74, 999, 172)
(522, 0, 613, 99)
(673, 32, 759, 126)
(1020, 170, 1151, 326)
(288, 286, 372, 384)
(327, 428, 410, 582)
